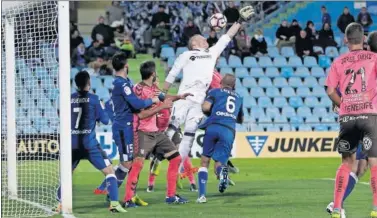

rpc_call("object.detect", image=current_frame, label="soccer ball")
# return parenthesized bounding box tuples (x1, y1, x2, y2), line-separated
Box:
(209, 13, 227, 31)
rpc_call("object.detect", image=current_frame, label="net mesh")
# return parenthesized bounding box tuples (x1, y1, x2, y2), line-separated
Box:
(1, 1, 60, 217)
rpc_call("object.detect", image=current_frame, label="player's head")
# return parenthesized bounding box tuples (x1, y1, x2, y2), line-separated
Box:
(367, 31, 377, 52)
(112, 53, 128, 74)
(188, 34, 208, 50)
(75, 70, 91, 91)
(221, 73, 236, 90)
(345, 22, 364, 47)
(140, 60, 157, 83)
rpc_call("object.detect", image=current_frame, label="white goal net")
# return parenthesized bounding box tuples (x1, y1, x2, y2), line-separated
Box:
(1, 1, 62, 217)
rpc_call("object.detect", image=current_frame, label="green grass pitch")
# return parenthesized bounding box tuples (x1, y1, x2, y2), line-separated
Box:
(61, 158, 371, 218)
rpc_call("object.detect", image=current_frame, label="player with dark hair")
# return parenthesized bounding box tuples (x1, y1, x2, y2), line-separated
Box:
(196, 74, 244, 203)
(368, 31, 377, 52)
(325, 23, 377, 218)
(123, 60, 192, 206)
(56, 71, 126, 213)
(94, 53, 160, 205)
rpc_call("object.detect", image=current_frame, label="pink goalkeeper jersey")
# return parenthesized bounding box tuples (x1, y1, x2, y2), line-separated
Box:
(133, 82, 159, 132)
(325, 50, 377, 116)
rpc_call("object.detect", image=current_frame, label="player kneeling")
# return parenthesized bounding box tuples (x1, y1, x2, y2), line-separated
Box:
(196, 74, 244, 203)
(56, 71, 126, 213)
(124, 61, 191, 207)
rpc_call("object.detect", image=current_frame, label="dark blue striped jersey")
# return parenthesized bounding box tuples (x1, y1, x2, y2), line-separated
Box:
(71, 91, 109, 149)
(199, 88, 243, 130)
(111, 76, 153, 129)
(105, 99, 114, 122)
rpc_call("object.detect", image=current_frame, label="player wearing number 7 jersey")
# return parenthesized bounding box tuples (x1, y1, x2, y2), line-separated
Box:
(325, 23, 377, 218)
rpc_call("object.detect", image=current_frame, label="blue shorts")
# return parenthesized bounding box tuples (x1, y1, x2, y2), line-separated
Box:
(113, 126, 134, 162)
(356, 144, 367, 160)
(202, 124, 235, 165)
(72, 145, 111, 171)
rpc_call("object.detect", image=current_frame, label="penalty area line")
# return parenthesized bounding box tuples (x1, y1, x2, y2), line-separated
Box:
(320, 178, 370, 186)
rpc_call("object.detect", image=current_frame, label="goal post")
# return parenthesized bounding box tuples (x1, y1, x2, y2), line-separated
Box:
(1, 1, 73, 217)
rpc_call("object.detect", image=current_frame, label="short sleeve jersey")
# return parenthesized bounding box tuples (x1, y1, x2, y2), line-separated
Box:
(325, 50, 377, 116)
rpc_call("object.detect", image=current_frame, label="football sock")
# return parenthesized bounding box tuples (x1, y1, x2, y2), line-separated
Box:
(124, 160, 143, 202)
(342, 172, 358, 205)
(198, 167, 208, 197)
(148, 173, 156, 186)
(166, 154, 181, 197)
(370, 166, 377, 207)
(183, 158, 196, 184)
(333, 163, 351, 210)
(179, 133, 195, 160)
(106, 174, 118, 201)
(115, 164, 129, 187)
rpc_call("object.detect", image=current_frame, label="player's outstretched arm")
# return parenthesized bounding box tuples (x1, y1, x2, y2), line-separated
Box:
(138, 99, 173, 120)
(163, 54, 187, 94)
(96, 99, 110, 125)
(225, 6, 255, 39)
(123, 84, 159, 110)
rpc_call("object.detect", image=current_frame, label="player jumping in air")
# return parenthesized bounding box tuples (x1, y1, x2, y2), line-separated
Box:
(325, 23, 377, 218)
(196, 74, 244, 203)
(162, 6, 254, 178)
(94, 53, 160, 205)
(326, 30, 377, 218)
(56, 71, 126, 213)
(124, 61, 192, 206)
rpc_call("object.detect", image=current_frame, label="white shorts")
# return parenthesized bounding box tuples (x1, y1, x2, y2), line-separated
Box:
(170, 99, 204, 134)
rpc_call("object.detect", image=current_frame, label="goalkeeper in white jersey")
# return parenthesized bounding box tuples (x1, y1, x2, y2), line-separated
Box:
(161, 6, 255, 166)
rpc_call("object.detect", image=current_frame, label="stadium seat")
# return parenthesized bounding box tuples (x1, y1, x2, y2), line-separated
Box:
(322, 114, 335, 123)
(318, 77, 326, 86)
(244, 113, 255, 122)
(281, 67, 294, 78)
(329, 124, 340, 131)
(235, 67, 249, 78)
(258, 77, 273, 88)
(281, 47, 295, 57)
(258, 57, 273, 68)
(335, 36, 342, 47)
(304, 96, 320, 108)
(34, 67, 49, 78)
(33, 117, 49, 129)
(274, 115, 288, 123)
(249, 68, 265, 78)
(236, 124, 247, 132)
(314, 125, 328, 131)
(70, 68, 80, 79)
(16, 58, 26, 69)
(228, 55, 243, 68)
(250, 106, 265, 117)
(160, 47, 175, 59)
(311, 67, 325, 78)
(217, 57, 228, 68)
(95, 88, 110, 100)
(258, 96, 272, 108)
(299, 125, 312, 131)
(266, 125, 280, 132)
(273, 57, 288, 67)
(264, 36, 273, 47)
(176, 47, 188, 56)
(242, 77, 257, 88)
(282, 106, 296, 118)
(250, 87, 265, 97)
(91, 77, 103, 90)
(248, 124, 264, 132)
(303, 56, 318, 67)
(306, 115, 320, 123)
(266, 107, 281, 119)
(243, 96, 257, 108)
(273, 77, 288, 88)
(46, 89, 59, 100)
(22, 127, 39, 134)
(220, 67, 233, 75)
(24, 76, 39, 89)
(288, 56, 303, 67)
(319, 97, 332, 107)
(290, 116, 304, 126)
(235, 78, 242, 88)
(288, 77, 303, 88)
(265, 67, 280, 78)
(325, 46, 339, 58)
(243, 56, 259, 68)
(297, 106, 312, 118)
(318, 55, 331, 68)
(303, 76, 318, 88)
(313, 46, 324, 54)
(313, 107, 328, 115)
(83, 36, 92, 47)
(312, 86, 327, 97)
(267, 46, 280, 58)
(296, 87, 311, 97)
(103, 76, 114, 89)
(289, 96, 304, 108)
(273, 96, 288, 107)
(339, 46, 349, 55)
(40, 78, 57, 89)
(18, 68, 32, 80)
(266, 87, 280, 97)
(237, 86, 249, 97)
(295, 67, 310, 78)
(167, 57, 175, 68)
(281, 87, 296, 97)
(258, 115, 272, 123)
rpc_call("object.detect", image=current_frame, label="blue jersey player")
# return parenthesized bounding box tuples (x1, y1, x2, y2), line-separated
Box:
(196, 74, 244, 203)
(56, 71, 126, 213)
(94, 53, 159, 206)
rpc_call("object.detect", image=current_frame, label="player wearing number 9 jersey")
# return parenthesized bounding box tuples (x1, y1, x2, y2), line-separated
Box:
(196, 74, 243, 203)
(325, 23, 377, 218)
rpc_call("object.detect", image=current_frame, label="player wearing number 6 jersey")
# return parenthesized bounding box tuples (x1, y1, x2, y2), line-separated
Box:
(196, 74, 244, 203)
(325, 23, 377, 218)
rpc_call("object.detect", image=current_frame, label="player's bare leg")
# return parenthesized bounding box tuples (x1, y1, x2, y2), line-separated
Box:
(197, 155, 210, 203)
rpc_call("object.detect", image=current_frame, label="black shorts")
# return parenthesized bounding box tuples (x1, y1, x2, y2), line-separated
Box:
(338, 114, 377, 157)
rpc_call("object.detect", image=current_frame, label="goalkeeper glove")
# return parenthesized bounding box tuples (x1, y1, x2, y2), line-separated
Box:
(238, 6, 255, 22)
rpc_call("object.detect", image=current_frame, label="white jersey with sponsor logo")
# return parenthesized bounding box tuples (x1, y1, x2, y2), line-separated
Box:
(165, 35, 231, 104)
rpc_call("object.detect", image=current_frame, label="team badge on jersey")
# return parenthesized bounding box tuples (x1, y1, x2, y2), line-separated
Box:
(124, 86, 132, 95)
(246, 136, 268, 157)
